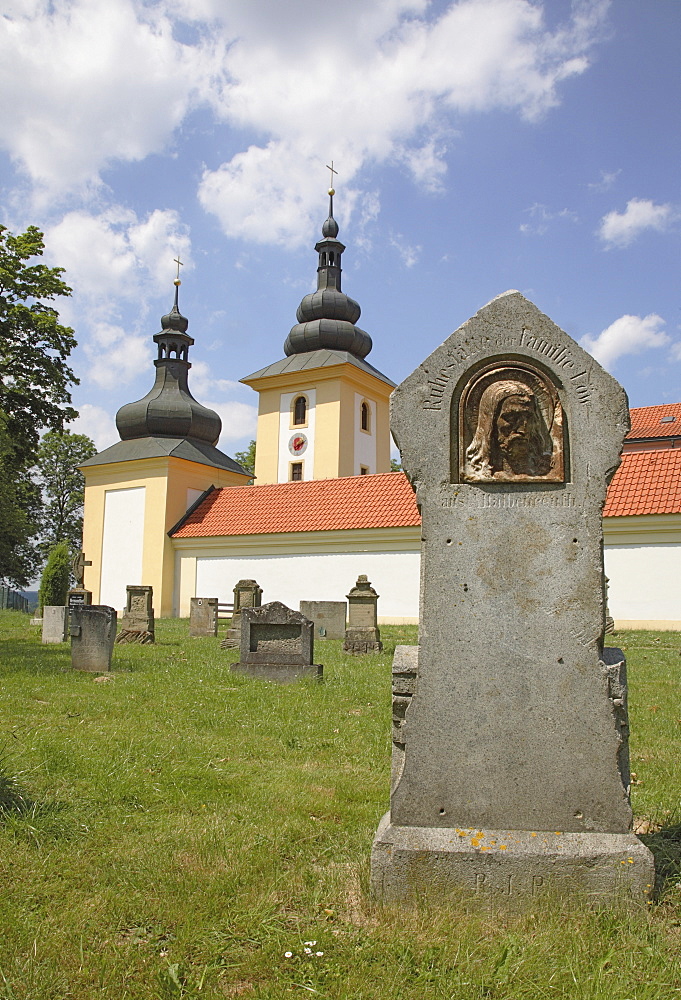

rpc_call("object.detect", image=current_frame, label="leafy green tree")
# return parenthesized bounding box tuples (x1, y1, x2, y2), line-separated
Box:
(35, 430, 97, 557)
(38, 540, 71, 611)
(0, 225, 78, 585)
(234, 439, 256, 480)
(390, 458, 403, 472)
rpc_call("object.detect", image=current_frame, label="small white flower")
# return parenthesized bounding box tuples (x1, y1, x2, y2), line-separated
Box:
(304, 941, 316, 947)
(304, 947, 312, 955)
(284, 951, 292, 958)
(316, 951, 324, 957)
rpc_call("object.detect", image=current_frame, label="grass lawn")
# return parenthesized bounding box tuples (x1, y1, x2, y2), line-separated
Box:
(0, 610, 680, 999)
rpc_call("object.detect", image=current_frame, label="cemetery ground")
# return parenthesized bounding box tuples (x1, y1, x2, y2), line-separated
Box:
(0, 612, 680, 1000)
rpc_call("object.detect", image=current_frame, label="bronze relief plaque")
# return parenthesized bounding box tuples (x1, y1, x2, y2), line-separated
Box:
(459, 363, 564, 483)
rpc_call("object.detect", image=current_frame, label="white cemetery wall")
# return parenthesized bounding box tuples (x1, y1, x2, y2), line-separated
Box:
(100, 486, 145, 611)
(605, 542, 681, 628)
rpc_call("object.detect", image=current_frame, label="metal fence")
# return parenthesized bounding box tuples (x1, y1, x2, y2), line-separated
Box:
(0, 586, 30, 613)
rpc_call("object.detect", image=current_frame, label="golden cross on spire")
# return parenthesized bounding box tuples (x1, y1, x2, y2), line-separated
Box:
(326, 160, 338, 194)
(173, 255, 183, 286)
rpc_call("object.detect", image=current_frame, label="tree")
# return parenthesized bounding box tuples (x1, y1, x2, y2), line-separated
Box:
(35, 430, 97, 557)
(390, 458, 403, 472)
(0, 225, 79, 585)
(234, 439, 256, 480)
(38, 541, 71, 611)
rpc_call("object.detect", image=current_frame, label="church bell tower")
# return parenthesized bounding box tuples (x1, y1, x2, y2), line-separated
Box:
(241, 180, 394, 483)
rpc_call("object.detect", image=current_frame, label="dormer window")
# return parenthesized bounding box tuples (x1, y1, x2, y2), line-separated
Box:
(293, 395, 307, 426)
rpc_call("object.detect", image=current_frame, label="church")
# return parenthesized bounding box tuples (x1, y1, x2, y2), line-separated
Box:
(81, 191, 681, 630)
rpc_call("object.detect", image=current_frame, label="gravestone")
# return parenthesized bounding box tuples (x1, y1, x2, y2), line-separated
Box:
(300, 600, 346, 640)
(42, 606, 68, 644)
(190, 597, 219, 637)
(221, 579, 263, 648)
(371, 291, 654, 907)
(232, 601, 322, 682)
(115, 585, 155, 644)
(70, 605, 117, 672)
(343, 576, 383, 654)
(68, 549, 92, 612)
(67, 587, 92, 614)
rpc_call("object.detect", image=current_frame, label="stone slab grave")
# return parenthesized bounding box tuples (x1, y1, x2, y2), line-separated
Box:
(70, 605, 117, 672)
(42, 606, 69, 644)
(221, 579, 263, 648)
(190, 597, 219, 637)
(232, 601, 322, 682)
(300, 600, 346, 640)
(371, 291, 654, 908)
(343, 575, 383, 654)
(116, 585, 154, 644)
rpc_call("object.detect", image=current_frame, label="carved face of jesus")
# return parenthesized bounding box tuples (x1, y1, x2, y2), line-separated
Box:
(494, 393, 535, 468)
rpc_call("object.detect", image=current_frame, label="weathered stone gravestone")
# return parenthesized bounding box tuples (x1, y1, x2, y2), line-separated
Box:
(68, 549, 92, 612)
(190, 597, 219, 637)
(115, 585, 154, 644)
(42, 606, 68, 644)
(232, 601, 322, 682)
(371, 291, 654, 907)
(67, 587, 92, 615)
(343, 575, 383, 654)
(221, 579, 263, 648)
(70, 605, 117, 672)
(300, 600, 346, 640)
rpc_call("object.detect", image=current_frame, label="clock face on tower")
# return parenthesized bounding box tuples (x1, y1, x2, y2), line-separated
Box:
(288, 433, 308, 456)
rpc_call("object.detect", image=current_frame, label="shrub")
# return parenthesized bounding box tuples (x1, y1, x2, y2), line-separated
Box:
(38, 540, 70, 611)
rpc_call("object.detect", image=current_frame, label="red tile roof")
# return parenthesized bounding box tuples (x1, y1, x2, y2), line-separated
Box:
(604, 449, 681, 517)
(172, 471, 421, 538)
(627, 402, 681, 440)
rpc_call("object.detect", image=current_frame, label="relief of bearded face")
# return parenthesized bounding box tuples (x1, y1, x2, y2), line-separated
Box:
(462, 376, 561, 482)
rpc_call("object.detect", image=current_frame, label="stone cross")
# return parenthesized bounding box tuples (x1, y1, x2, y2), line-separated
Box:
(371, 291, 654, 907)
(71, 549, 92, 589)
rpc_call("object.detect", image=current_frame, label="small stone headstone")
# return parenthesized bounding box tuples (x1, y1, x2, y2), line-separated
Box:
(41, 606, 68, 644)
(189, 597, 219, 637)
(116, 585, 154, 644)
(300, 600, 346, 640)
(70, 605, 117, 672)
(371, 291, 654, 907)
(221, 579, 263, 648)
(343, 576, 382, 654)
(232, 601, 322, 683)
(67, 588, 92, 614)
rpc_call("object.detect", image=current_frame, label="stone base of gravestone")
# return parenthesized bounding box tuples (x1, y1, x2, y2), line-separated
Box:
(67, 588, 92, 614)
(371, 814, 655, 909)
(190, 597, 218, 637)
(232, 601, 323, 683)
(343, 627, 383, 655)
(300, 601, 347, 640)
(42, 606, 69, 644)
(70, 605, 117, 672)
(220, 615, 242, 649)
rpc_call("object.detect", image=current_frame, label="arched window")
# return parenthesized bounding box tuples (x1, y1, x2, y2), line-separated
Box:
(361, 401, 370, 432)
(293, 395, 307, 426)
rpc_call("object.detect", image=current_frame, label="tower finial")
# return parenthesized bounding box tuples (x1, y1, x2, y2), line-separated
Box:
(173, 254, 183, 308)
(326, 160, 338, 197)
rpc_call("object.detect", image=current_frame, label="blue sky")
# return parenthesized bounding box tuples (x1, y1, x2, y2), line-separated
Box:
(1, 0, 679, 459)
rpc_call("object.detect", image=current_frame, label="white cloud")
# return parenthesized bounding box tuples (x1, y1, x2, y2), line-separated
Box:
(0, 0, 225, 196)
(86, 326, 152, 390)
(581, 314, 669, 367)
(68, 404, 118, 452)
(598, 198, 675, 248)
(389, 233, 422, 268)
(588, 168, 621, 192)
(519, 202, 578, 236)
(189, 362, 258, 444)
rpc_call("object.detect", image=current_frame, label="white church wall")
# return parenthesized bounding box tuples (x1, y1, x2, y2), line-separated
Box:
(278, 388, 316, 482)
(354, 392, 376, 474)
(604, 543, 681, 629)
(100, 486, 146, 611)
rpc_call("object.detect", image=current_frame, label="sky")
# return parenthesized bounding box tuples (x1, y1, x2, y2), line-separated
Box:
(1, 0, 679, 460)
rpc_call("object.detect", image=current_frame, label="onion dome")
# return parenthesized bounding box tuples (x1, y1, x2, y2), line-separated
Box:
(284, 190, 372, 359)
(115, 282, 222, 446)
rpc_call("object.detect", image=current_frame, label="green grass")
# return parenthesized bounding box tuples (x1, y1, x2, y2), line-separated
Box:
(0, 610, 679, 999)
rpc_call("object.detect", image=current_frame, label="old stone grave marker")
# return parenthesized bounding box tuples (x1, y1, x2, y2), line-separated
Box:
(70, 605, 117, 672)
(221, 579, 263, 648)
(343, 575, 383, 654)
(42, 606, 68, 644)
(116, 585, 155, 644)
(232, 601, 322, 682)
(300, 600, 346, 640)
(371, 291, 654, 907)
(190, 597, 219, 637)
